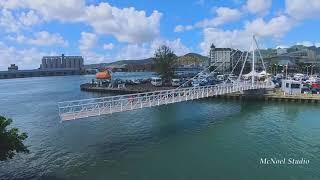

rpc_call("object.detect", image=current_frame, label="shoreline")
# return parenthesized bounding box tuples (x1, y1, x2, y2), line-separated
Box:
(80, 82, 175, 94)
(211, 93, 320, 103)
(81, 83, 320, 103)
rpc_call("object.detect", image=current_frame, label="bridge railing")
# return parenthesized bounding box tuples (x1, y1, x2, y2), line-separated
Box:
(58, 81, 273, 121)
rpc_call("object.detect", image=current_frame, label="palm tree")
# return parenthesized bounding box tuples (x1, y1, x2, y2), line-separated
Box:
(0, 116, 29, 161)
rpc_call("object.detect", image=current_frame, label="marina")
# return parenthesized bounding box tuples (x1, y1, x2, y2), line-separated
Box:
(60, 81, 272, 121)
(61, 36, 320, 122)
(2, 0, 320, 179)
(1, 75, 320, 179)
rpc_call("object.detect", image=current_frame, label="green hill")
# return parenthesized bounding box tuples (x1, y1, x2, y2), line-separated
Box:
(177, 53, 208, 65)
(85, 53, 208, 69)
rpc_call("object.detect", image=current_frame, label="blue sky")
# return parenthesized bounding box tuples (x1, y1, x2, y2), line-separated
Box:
(0, 0, 320, 70)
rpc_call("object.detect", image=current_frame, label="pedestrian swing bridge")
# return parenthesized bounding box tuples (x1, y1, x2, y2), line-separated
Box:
(58, 36, 274, 121)
(58, 81, 273, 121)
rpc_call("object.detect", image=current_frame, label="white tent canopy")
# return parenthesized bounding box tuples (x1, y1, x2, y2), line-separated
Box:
(243, 70, 270, 78)
(258, 70, 271, 78)
(259, 71, 267, 75)
(243, 71, 260, 78)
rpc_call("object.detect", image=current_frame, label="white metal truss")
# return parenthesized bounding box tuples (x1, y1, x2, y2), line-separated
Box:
(58, 81, 273, 121)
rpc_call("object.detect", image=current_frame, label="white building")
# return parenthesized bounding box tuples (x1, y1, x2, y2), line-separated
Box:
(277, 48, 287, 55)
(209, 44, 243, 73)
(281, 80, 302, 95)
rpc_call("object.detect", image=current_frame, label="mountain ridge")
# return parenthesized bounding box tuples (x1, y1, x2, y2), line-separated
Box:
(84, 53, 209, 69)
(84, 45, 320, 69)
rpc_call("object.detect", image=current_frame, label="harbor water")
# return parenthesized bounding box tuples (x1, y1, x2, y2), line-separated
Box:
(0, 73, 320, 179)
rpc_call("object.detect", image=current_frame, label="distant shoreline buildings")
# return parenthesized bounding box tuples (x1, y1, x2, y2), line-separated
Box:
(0, 54, 85, 79)
(1, 44, 320, 80)
(41, 54, 84, 70)
(208, 44, 320, 75)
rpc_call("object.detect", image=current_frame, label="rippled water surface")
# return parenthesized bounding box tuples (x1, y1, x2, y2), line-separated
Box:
(1, 73, 320, 180)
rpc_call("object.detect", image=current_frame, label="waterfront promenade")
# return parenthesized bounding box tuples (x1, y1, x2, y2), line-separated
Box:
(216, 92, 320, 103)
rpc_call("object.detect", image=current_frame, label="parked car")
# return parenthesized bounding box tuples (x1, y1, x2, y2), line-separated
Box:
(311, 88, 320, 94)
(151, 77, 162, 86)
(192, 79, 200, 87)
(217, 75, 224, 81)
(140, 78, 150, 84)
(171, 79, 181, 87)
(311, 83, 320, 89)
(301, 87, 311, 94)
(132, 79, 141, 85)
(180, 79, 192, 87)
(206, 76, 218, 85)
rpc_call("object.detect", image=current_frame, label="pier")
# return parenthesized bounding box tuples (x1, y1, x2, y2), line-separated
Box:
(213, 93, 320, 103)
(80, 83, 174, 94)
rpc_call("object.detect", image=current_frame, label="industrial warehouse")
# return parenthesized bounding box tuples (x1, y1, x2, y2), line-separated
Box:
(0, 54, 85, 79)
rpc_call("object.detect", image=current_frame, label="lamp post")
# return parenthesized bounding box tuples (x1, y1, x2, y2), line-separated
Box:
(285, 64, 288, 79)
(306, 65, 312, 76)
(279, 64, 283, 78)
(311, 64, 315, 76)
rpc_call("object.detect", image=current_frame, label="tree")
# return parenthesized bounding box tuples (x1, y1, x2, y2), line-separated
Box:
(154, 45, 177, 83)
(0, 116, 29, 161)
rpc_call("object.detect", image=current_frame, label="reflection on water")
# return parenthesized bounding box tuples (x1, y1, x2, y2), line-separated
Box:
(0, 73, 320, 179)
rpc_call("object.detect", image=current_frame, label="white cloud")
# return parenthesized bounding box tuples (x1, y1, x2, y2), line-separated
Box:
(151, 38, 190, 56)
(81, 51, 110, 64)
(296, 41, 320, 47)
(285, 0, 320, 20)
(276, 45, 289, 49)
(29, 31, 67, 46)
(277, 41, 320, 48)
(1, 1, 162, 44)
(296, 41, 313, 47)
(174, 7, 241, 32)
(8, 31, 68, 46)
(196, 7, 242, 27)
(0, 9, 20, 32)
(83, 3, 162, 43)
(0, 0, 86, 21)
(79, 32, 98, 52)
(174, 25, 185, 33)
(78, 32, 111, 64)
(117, 44, 151, 60)
(117, 38, 190, 60)
(200, 15, 296, 54)
(0, 41, 46, 70)
(174, 25, 193, 32)
(245, 0, 272, 16)
(0, 0, 26, 9)
(244, 15, 295, 38)
(200, 28, 252, 53)
(103, 43, 114, 50)
(195, 0, 205, 6)
(18, 10, 41, 26)
(0, 9, 42, 32)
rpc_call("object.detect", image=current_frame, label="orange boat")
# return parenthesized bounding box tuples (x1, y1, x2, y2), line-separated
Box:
(96, 70, 111, 80)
